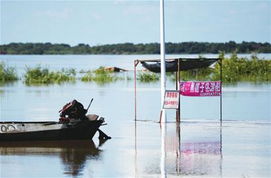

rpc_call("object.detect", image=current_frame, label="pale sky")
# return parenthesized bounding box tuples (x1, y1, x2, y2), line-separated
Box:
(1, 0, 270, 46)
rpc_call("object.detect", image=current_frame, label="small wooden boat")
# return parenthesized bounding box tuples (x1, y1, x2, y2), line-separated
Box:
(0, 99, 110, 142)
(0, 119, 103, 141)
(140, 58, 218, 73)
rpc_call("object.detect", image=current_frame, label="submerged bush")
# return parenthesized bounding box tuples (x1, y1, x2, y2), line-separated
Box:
(81, 66, 121, 84)
(24, 66, 76, 85)
(167, 53, 270, 83)
(93, 67, 115, 82)
(137, 72, 159, 82)
(169, 68, 214, 82)
(0, 63, 18, 83)
(212, 53, 271, 82)
(81, 71, 93, 82)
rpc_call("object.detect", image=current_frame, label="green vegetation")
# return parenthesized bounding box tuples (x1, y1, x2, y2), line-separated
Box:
(176, 68, 213, 81)
(137, 72, 159, 82)
(1, 54, 270, 85)
(0, 63, 18, 83)
(81, 66, 121, 84)
(24, 67, 76, 85)
(1, 41, 270, 54)
(171, 54, 271, 83)
(81, 71, 93, 82)
(212, 54, 271, 83)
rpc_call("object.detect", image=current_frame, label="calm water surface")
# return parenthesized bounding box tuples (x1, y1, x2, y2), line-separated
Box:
(0, 55, 270, 177)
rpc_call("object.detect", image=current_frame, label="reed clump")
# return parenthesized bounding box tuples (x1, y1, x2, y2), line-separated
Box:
(169, 68, 213, 82)
(24, 66, 76, 85)
(212, 54, 271, 82)
(0, 62, 18, 83)
(81, 66, 121, 84)
(170, 54, 270, 83)
(81, 71, 93, 82)
(178, 68, 213, 81)
(137, 72, 159, 82)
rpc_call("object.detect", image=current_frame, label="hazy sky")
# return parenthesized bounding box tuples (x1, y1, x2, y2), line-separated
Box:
(1, 0, 270, 46)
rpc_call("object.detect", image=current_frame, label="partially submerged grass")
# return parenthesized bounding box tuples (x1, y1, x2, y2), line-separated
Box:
(3, 53, 270, 86)
(0, 62, 18, 83)
(24, 66, 76, 85)
(81, 71, 93, 82)
(169, 54, 271, 83)
(212, 53, 271, 83)
(137, 71, 159, 82)
(169, 68, 213, 82)
(81, 66, 121, 84)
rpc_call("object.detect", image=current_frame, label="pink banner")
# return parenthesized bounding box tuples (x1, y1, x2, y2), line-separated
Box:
(180, 81, 221, 97)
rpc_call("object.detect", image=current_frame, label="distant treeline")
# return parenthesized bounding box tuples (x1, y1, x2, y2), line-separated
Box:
(0, 41, 270, 54)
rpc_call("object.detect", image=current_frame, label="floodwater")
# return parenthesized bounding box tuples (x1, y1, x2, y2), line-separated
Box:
(0, 55, 270, 177)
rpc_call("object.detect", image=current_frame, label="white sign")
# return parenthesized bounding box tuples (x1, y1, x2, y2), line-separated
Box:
(163, 90, 180, 109)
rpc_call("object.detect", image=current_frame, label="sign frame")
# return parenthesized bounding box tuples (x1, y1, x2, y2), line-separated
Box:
(163, 90, 180, 109)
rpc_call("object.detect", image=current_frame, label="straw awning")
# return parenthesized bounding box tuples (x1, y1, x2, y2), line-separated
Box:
(137, 58, 219, 73)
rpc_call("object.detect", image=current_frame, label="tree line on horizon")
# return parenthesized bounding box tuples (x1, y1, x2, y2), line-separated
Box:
(0, 41, 270, 55)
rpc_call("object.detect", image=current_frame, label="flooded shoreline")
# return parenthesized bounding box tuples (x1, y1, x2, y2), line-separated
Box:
(0, 55, 270, 177)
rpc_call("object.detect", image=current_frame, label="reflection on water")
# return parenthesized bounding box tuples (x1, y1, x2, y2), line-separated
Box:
(0, 140, 103, 176)
(179, 141, 221, 175)
(134, 121, 223, 177)
(177, 123, 222, 176)
(0, 120, 269, 177)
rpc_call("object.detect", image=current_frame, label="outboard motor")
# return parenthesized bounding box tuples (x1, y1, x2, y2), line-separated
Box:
(59, 99, 111, 140)
(59, 100, 87, 121)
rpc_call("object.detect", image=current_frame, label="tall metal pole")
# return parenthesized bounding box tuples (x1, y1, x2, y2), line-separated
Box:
(160, 0, 166, 123)
(160, 0, 167, 177)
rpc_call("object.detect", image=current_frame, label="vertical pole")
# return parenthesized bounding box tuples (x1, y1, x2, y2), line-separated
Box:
(177, 59, 181, 122)
(176, 122, 181, 174)
(160, 123, 167, 178)
(175, 70, 178, 92)
(134, 113, 138, 177)
(219, 58, 223, 177)
(160, 0, 166, 123)
(134, 60, 138, 121)
(219, 58, 223, 176)
(220, 126, 223, 178)
(219, 57, 223, 157)
(160, 1, 167, 177)
(219, 58, 222, 127)
(175, 69, 178, 121)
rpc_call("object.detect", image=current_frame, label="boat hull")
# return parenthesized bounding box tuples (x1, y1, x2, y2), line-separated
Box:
(0, 120, 103, 142)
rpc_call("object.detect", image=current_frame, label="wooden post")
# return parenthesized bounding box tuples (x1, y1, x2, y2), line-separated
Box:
(175, 121, 181, 174)
(219, 57, 223, 158)
(176, 59, 181, 123)
(219, 58, 222, 127)
(175, 68, 179, 122)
